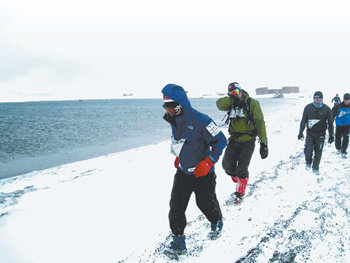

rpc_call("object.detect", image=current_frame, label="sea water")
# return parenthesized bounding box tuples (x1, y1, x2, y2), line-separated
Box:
(0, 98, 294, 178)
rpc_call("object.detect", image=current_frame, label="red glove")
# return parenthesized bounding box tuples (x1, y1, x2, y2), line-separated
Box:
(174, 157, 179, 169)
(194, 157, 214, 178)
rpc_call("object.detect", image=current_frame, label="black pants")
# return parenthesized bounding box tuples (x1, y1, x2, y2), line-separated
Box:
(169, 169, 222, 236)
(304, 134, 325, 171)
(222, 140, 255, 179)
(335, 125, 350, 154)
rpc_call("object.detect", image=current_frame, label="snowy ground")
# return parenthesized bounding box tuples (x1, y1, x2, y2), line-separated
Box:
(0, 98, 349, 263)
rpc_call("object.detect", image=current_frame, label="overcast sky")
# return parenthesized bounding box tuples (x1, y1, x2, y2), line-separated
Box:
(1, 0, 350, 102)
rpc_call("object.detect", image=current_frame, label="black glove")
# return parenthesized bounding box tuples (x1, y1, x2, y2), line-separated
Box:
(328, 135, 334, 144)
(260, 142, 268, 159)
(297, 133, 304, 140)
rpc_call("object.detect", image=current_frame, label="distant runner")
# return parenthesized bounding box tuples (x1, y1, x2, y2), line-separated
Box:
(332, 93, 350, 157)
(331, 94, 341, 107)
(298, 91, 334, 174)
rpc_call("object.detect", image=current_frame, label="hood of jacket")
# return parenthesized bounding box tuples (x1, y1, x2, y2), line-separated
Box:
(161, 84, 192, 110)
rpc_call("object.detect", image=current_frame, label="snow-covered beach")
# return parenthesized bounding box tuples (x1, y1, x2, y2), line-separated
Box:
(0, 97, 349, 263)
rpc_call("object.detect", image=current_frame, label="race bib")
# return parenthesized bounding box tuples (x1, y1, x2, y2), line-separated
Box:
(338, 111, 350, 118)
(229, 107, 245, 119)
(206, 122, 220, 137)
(170, 137, 186, 157)
(308, 119, 320, 129)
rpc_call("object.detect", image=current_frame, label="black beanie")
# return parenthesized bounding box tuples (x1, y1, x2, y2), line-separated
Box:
(313, 91, 323, 99)
(344, 93, 350, 100)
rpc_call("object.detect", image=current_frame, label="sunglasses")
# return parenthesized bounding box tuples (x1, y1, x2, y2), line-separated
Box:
(314, 97, 322, 101)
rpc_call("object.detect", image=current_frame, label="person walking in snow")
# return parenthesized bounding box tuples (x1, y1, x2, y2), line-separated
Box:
(216, 82, 268, 204)
(331, 94, 342, 107)
(332, 93, 350, 157)
(161, 84, 227, 256)
(298, 91, 334, 174)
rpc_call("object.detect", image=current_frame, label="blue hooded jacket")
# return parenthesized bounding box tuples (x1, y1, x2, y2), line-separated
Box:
(162, 84, 227, 175)
(333, 102, 350, 126)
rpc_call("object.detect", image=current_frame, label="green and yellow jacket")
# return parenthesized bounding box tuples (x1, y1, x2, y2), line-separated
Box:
(216, 90, 267, 144)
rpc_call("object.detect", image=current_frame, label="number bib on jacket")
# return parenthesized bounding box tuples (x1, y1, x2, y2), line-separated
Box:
(229, 107, 245, 119)
(308, 119, 320, 129)
(170, 137, 186, 157)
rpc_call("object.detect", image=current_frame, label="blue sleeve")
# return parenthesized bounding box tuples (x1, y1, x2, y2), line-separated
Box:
(201, 119, 227, 163)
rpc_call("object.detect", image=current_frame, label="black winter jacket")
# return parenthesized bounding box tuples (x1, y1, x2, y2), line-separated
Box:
(299, 103, 334, 137)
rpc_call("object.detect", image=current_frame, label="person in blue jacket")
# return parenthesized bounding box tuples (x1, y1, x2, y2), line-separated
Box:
(332, 93, 350, 157)
(161, 84, 227, 255)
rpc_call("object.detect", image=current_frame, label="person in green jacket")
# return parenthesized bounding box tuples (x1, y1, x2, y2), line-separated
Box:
(216, 82, 268, 204)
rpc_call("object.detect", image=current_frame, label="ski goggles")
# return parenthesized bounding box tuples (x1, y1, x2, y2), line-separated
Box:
(163, 103, 182, 114)
(314, 97, 323, 102)
(163, 107, 177, 114)
(228, 88, 241, 96)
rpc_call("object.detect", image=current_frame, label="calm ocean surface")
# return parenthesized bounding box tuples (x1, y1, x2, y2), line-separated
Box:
(0, 98, 291, 179)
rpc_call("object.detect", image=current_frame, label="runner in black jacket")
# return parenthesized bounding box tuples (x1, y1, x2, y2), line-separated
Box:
(298, 91, 334, 174)
(331, 94, 341, 107)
